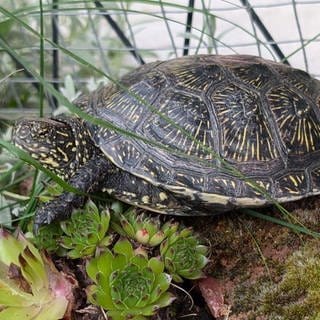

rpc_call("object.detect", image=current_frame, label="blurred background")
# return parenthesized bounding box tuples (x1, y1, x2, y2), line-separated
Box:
(1, 0, 320, 120)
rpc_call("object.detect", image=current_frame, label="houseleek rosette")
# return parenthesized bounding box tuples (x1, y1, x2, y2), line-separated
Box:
(0, 228, 74, 320)
(111, 207, 178, 247)
(59, 200, 113, 258)
(86, 238, 175, 319)
(160, 227, 209, 283)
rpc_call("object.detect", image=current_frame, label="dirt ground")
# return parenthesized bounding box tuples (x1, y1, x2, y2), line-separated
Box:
(176, 196, 320, 319)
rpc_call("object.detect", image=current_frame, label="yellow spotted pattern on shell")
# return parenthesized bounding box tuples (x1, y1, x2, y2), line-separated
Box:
(76, 54, 320, 205)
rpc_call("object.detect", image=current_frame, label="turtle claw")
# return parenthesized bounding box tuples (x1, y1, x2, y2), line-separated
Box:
(33, 193, 85, 234)
(33, 206, 58, 234)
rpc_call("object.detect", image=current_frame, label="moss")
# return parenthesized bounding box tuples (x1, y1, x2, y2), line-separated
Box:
(260, 241, 320, 319)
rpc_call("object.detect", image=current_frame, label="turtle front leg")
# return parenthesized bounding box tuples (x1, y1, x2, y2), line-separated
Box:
(34, 155, 110, 232)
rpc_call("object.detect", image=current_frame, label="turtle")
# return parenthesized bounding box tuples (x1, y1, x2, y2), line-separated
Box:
(13, 54, 320, 231)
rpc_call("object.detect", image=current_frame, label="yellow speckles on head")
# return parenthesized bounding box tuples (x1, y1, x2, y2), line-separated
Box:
(159, 192, 168, 201)
(142, 195, 150, 204)
(41, 157, 60, 168)
(102, 188, 114, 194)
(122, 191, 137, 198)
(56, 130, 69, 137)
(57, 147, 69, 162)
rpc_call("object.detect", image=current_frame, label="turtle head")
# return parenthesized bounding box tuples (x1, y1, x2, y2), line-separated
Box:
(13, 117, 94, 179)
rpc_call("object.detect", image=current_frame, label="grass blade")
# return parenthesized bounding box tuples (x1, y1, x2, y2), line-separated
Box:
(243, 209, 320, 238)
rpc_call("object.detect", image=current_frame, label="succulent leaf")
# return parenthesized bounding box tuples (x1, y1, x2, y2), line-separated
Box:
(0, 229, 74, 320)
(86, 238, 174, 319)
(160, 228, 209, 282)
(148, 257, 164, 274)
(58, 200, 112, 258)
(0, 229, 24, 266)
(111, 208, 179, 247)
(113, 238, 134, 258)
(33, 223, 64, 253)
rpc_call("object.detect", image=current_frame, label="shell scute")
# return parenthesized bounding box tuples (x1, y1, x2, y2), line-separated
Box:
(211, 83, 279, 162)
(267, 85, 320, 155)
(81, 55, 320, 206)
(275, 172, 308, 197)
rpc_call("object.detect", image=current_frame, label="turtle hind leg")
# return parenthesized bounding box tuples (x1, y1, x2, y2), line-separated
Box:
(102, 168, 192, 215)
(34, 155, 110, 232)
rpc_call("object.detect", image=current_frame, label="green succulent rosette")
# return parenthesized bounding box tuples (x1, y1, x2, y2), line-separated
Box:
(86, 238, 175, 319)
(111, 207, 178, 247)
(59, 200, 113, 258)
(160, 227, 209, 283)
(0, 228, 74, 320)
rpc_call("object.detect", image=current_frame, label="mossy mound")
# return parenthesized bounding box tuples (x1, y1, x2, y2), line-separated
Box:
(261, 241, 320, 319)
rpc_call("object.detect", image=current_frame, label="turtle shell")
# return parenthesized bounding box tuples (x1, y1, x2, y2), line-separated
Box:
(77, 55, 320, 209)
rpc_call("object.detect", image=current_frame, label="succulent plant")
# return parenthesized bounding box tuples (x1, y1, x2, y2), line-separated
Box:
(0, 228, 75, 320)
(160, 227, 209, 283)
(33, 222, 64, 253)
(59, 200, 113, 258)
(111, 207, 178, 247)
(86, 238, 175, 319)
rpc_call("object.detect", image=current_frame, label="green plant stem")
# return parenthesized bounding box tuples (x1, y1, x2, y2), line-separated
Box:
(1, 190, 29, 201)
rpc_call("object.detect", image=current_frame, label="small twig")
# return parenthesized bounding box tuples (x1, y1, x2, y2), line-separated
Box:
(1, 191, 29, 201)
(100, 306, 108, 319)
(170, 282, 194, 310)
(0, 69, 24, 84)
(178, 313, 199, 318)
